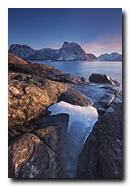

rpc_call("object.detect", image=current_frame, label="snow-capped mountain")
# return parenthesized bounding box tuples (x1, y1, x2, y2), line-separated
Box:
(8, 42, 99, 61)
(55, 41, 92, 61)
(8, 44, 37, 59)
(26, 48, 61, 60)
(98, 52, 122, 61)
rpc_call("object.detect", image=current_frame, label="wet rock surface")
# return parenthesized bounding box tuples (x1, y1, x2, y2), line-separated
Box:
(8, 53, 122, 178)
(76, 102, 122, 178)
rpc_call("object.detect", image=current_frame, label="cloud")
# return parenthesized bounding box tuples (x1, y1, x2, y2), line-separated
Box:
(80, 36, 122, 53)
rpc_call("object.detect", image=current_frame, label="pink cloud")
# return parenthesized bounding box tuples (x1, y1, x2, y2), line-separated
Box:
(80, 36, 122, 53)
(44, 36, 122, 56)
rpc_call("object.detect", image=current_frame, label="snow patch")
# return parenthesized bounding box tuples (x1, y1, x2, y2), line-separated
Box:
(48, 101, 98, 161)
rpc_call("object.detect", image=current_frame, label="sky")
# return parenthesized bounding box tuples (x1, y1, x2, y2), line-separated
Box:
(8, 8, 122, 57)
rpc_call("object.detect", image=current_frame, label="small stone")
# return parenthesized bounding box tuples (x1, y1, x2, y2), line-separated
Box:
(29, 79, 33, 81)
(9, 86, 19, 95)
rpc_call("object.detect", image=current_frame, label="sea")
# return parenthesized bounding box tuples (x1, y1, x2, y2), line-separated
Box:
(27, 60, 122, 86)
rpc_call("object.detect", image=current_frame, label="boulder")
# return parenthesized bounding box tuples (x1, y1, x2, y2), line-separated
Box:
(8, 75, 68, 127)
(54, 73, 82, 84)
(77, 102, 122, 178)
(8, 53, 92, 152)
(89, 73, 120, 86)
(58, 91, 91, 106)
(8, 133, 61, 178)
(8, 114, 69, 178)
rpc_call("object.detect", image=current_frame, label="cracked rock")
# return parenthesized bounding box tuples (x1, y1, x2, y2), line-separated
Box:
(8, 115, 69, 179)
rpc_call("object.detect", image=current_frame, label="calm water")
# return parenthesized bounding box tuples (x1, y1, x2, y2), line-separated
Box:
(27, 60, 122, 86)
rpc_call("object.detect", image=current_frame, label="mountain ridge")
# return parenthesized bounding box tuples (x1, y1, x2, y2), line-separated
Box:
(98, 52, 122, 61)
(8, 41, 99, 61)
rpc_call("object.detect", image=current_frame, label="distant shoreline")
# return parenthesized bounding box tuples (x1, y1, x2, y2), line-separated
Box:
(26, 59, 122, 62)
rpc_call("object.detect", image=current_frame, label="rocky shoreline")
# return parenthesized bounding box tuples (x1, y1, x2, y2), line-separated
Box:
(8, 53, 122, 178)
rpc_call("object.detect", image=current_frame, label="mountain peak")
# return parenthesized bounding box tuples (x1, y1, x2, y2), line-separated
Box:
(62, 41, 79, 48)
(57, 41, 92, 61)
(62, 41, 69, 45)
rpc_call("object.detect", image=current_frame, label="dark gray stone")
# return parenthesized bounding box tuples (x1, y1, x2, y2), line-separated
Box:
(77, 102, 122, 178)
(58, 91, 90, 106)
(54, 73, 82, 84)
(89, 73, 120, 86)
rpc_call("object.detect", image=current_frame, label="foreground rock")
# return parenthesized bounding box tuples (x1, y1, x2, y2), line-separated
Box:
(8, 133, 59, 178)
(8, 53, 92, 146)
(8, 53, 122, 178)
(44, 73, 88, 84)
(8, 76, 67, 126)
(58, 91, 91, 106)
(8, 53, 64, 75)
(8, 114, 69, 178)
(8, 53, 71, 146)
(89, 73, 120, 86)
(53, 73, 88, 84)
(77, 102, 122, 178)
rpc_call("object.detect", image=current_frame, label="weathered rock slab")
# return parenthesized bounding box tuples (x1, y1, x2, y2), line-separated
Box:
(77, 102, 122, 178)
(58, 91, 91, 106)
(8, 114, 70, 178)
(8, 133, 58, 178)
(54, 73, 83, 84)
(8, 76, 68, 127)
